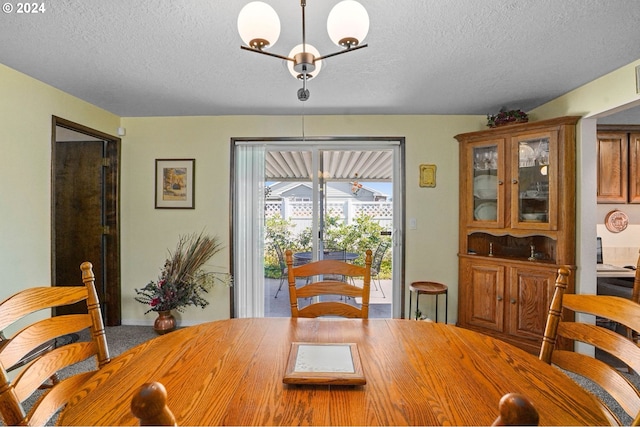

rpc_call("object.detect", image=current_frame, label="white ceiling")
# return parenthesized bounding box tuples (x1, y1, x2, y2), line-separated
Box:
(2, 0, 640, 117)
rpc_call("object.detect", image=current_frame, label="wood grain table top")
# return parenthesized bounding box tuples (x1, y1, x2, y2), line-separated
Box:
(58, 318, 609, 426)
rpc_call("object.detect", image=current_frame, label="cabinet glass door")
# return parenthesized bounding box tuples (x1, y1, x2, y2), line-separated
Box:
(512, 132, 557, 229)
(470, 141, 504, 227)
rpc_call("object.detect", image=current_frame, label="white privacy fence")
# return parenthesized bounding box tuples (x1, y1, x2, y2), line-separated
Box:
(265, 200, 393, 233)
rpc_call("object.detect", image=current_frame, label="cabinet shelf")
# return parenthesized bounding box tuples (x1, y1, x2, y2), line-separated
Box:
(461, 253, 557, 265)
(466, 232, 556, 262)
(519, 195, 548, 200)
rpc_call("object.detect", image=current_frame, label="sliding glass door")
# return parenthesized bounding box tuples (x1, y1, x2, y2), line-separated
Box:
(232, 138, 404, 318)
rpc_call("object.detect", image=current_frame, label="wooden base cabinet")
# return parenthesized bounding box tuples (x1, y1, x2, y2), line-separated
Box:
(459, 257, 560, 354)
(455, 117, 579, 354)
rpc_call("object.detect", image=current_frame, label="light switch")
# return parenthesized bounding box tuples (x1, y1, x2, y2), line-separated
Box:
(409, 218, 417, 229)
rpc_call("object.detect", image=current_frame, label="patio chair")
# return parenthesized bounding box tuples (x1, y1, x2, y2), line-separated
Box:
(539, 267, 640, 426)
(0, 262, 111, 426)
(285, 249, 372, 318)
(273, 243, 288, 298)
(370, 240, 390, 298)
(320, 241, 347, 281)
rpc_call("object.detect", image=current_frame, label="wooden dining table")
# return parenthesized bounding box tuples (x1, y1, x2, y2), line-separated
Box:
(58, 318, 610, 426)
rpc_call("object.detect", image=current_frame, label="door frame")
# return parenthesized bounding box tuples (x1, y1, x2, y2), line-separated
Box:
(230, 136, 406, 318)
(51, 116, 122, 325)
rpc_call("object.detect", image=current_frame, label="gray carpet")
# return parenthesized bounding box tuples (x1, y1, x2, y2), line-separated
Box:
(5, 325, 638, 426)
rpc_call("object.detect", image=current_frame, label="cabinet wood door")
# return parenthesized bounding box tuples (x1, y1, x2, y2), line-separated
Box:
(507, 267, 556, 341)
(629, 133, 640, 203)
(462, 260, 505, 333)
(597, 132, 628, 203)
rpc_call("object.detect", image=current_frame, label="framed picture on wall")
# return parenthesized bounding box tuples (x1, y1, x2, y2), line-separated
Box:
(155, 159, 195, 209)
(419, 164, 436, 187)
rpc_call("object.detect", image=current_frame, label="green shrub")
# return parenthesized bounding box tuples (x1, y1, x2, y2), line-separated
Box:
(264, 213, 392, 279)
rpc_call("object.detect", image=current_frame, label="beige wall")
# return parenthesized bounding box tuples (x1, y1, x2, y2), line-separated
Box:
(2, 56, 639, 327)
(119, 115, 483, 325)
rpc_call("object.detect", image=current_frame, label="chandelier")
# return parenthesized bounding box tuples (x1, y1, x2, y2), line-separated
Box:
(237, 0, 369, 101)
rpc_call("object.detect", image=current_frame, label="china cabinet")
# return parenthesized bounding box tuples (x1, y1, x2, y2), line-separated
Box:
(455, 116, 579, 354)
(596, 125, 640, 204)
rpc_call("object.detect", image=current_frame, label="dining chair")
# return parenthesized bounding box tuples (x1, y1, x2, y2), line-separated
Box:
(370, 240, 390, 297)
(491, 392, 539, 426)
(632, 249, 640, 303)
(0, 261, 111, 426)
(285, 249, 372, 318)
(131, 382, 177, 426)
(628, 249, 640, 342)
(539, 267, 640, 426)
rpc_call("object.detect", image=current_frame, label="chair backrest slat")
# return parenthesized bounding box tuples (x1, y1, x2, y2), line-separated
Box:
(299, 301, 365, 319)
(285, 249, 372, 319)
(0, 314, 92, 369)
(28, 371, 95, 427)
(0, 287, 88, 331)
(13, 342, 97, 402)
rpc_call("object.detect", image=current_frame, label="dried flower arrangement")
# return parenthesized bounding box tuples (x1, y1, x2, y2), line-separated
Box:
(135, 231, 232, 314)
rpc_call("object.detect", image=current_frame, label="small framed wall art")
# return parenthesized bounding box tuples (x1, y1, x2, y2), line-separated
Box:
(419, 164, 437, 187)
(155, 159, 195, 209)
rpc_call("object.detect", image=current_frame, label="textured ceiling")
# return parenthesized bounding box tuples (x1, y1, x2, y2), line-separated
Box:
(2, 0, 640, 117)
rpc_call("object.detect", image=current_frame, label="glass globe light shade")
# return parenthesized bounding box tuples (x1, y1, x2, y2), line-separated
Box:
(237, 2, 280, 49)
(326, 0, 369, 48)
(287, 44, 322, 80)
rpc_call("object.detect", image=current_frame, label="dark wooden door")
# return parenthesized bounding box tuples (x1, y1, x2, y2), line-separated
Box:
(54, 140, 104, 317)
(52, 117, 121, 325)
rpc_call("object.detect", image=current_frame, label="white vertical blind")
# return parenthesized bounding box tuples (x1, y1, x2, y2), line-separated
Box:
(233, 145, 266, 317)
